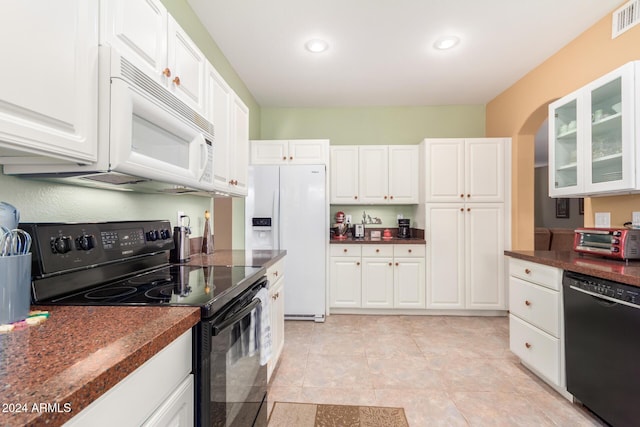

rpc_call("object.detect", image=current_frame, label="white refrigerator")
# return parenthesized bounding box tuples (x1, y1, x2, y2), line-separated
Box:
(245, 164, 326, 321)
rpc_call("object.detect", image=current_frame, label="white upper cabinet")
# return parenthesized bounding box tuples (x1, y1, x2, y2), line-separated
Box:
(422, 138, 506, 203)
(207, 64, 232, 192)
(330, 146, 360, 204)
(358, 146, 390, 203)
(208, 62, 249, 196)
(102, 0, 207, 116)
(229, 95, 249, 196)
(549, 61, 637, 197)
(0, 0, 98, 163)
(330, 145, 419, 204)
(250, 139, 329, 165)
(166, 16, 207, 114)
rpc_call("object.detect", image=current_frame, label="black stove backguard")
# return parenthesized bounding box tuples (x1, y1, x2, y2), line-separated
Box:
(23, 220, 174, 302)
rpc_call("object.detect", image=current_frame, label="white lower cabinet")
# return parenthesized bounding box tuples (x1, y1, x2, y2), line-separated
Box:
(266, 258, 285, 383)
(64, 330, 193, 427)
(362, 246, 394, 308)
(507, 258, 568, 396)
(330, 244, 425, 310)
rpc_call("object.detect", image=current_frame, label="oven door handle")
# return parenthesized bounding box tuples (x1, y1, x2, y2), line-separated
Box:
(212, 298, 261, 336)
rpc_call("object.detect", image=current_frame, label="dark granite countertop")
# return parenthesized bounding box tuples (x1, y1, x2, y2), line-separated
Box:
(187, 249, 286, 268)
(0, 306, 200, 426)
(505, 250, 640, 287)
(329, 237, 426, 245)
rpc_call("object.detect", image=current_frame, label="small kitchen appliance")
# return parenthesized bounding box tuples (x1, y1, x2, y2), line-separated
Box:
(398, 218, 411, 239)
(171, 215, 191, 263)
(24, 220, 269, 427)
(354, 223, 365, 239)
(573, 227, 640, 259)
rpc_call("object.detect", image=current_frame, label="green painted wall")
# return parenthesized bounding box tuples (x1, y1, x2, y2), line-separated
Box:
(260, 105, 486, 144)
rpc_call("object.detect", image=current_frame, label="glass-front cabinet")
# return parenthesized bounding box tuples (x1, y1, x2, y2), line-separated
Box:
(549, 61, 636, 197)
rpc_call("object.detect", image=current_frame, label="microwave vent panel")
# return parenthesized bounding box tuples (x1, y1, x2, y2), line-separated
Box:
(120, 57, 215, 138)
(612, 0, 640, 38)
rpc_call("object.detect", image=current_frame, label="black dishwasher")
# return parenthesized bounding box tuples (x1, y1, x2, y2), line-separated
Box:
(563, 270, 640, 427)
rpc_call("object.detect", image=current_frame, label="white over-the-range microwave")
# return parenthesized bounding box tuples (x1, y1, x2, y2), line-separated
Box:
(4, 46, 215, 194)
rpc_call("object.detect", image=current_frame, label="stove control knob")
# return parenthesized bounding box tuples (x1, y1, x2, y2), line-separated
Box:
(76, 234, 95, 251)
(160, 229, 171, 240)
(51, 236, 72, 254)
(146, 230, 159, 241)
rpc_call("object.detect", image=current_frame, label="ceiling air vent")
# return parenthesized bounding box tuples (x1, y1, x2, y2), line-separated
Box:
(612, 0, 640, 38)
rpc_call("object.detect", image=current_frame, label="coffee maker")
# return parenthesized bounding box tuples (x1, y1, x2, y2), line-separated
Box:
(397, 218, 411, 239)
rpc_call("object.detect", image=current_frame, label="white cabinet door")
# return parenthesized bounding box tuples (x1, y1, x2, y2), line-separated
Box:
(361, 257, 394, 308)
(549, 93, 582, 196)
(251, 140, 288, 164)
(465, 204, 505, 309)
(466, 139, 505, 202)
(423, 138, 505, 203)
(394, 257, 425, 308)
(142, 376, 194, 427)
(424, 139, 465, 202)
(101, 0, 167, 87)
(167, 16, 207, 116)
(330, 146, 360, 204)
(329, 257, 361, 307)
(288, 140, 328, 164)
(0, 0, 98, 163)
(583, 62, 635, 194)
(358, 146, 389, 203)
(267, 275, 285, 382)
(208, 65, 231, 192)
(388, 145, 419, 204)
(229, 95, 249, 196)
(549, 61, 637, 197)
(426, 204, 465, 309)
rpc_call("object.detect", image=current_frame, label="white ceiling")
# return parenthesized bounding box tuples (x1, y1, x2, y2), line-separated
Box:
(188, 0, 623, 108)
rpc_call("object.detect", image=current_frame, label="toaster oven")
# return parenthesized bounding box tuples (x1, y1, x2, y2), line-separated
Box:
(573, 228, 640, 259)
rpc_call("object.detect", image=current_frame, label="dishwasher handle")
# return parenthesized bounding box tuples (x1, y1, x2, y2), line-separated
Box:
(568, 285, 640, 309)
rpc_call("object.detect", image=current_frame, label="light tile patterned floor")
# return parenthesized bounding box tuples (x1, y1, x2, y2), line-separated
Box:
(268, 314, 604, 426)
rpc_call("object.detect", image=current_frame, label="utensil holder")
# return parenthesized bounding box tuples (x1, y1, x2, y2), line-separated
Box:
(0, 253, 32, 325)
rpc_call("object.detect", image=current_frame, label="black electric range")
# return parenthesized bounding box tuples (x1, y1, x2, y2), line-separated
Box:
(25, 220, 265, 317)
(23, 220, 270, 427)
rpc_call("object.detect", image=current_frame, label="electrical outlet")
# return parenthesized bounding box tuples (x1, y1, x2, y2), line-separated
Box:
(594, 212, 611, 228)
(346, 214, 352, 223)
(633, 212, 640, 228)
(397, 214, 403, 220)
(177, 211, 184, 226)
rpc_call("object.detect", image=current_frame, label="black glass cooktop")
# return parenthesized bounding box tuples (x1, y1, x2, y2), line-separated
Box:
(46, 265, 264, 316)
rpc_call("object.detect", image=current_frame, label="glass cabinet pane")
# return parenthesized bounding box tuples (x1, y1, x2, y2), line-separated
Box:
(553, 99, 578, 189)
(590, 77, 623, 184)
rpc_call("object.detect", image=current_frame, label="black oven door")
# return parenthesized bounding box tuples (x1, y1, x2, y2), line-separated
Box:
(195, 286, 268, 427)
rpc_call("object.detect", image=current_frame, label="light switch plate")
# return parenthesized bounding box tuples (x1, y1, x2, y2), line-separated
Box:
(595, 212, 611, 228)
(346, 214, 352, 223)
(633, 212, 640, 228)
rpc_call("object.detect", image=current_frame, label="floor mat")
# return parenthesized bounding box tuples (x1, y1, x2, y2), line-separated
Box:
(269, 401, 409, 427)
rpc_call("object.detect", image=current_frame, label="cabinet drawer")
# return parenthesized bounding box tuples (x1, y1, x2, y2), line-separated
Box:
(266, 258, 285, 285)
(393, 244, 425, 257)
(509, 315, 560, 386)
(509, 277, 560, 337)
(509, 258, 561, 291)
(330, 244, 362, 257)
(362, 245, 394, 257)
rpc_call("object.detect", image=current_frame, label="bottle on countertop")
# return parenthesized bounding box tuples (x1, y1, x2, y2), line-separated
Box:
(202, 210, 213, 254)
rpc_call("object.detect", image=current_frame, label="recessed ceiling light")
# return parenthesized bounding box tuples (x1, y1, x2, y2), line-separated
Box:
(433, 36, 460, 50)
(305, 39, 329, 53)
